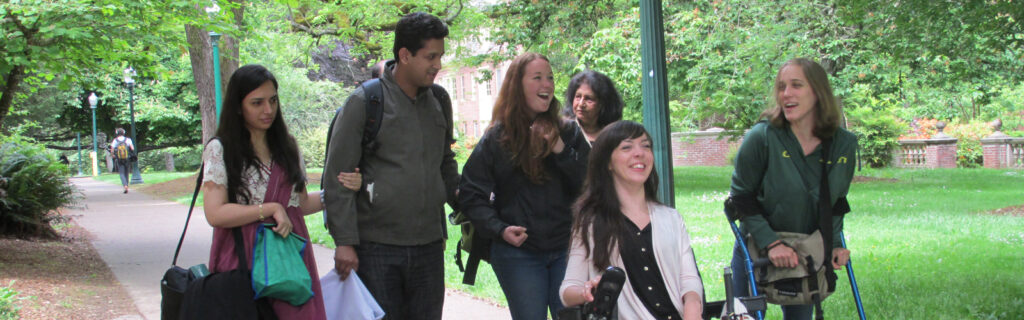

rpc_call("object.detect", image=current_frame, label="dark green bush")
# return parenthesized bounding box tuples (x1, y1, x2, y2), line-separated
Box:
(0, 135, 78, 239)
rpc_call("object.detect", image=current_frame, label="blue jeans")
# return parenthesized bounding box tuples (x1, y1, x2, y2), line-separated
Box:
(355, 240, 444, 320)
(731, 242, 813, 320)
(489, 241, 568, 320)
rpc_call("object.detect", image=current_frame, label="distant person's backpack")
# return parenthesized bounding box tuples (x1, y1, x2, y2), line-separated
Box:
(113, 139, 130, 160)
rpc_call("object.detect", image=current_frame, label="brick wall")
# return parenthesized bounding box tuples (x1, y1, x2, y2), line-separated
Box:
(927, 143, 958, 168)
(982, 143, 1008, 168)
(670, 129, 743, 167)
(895, 138, 957, 168)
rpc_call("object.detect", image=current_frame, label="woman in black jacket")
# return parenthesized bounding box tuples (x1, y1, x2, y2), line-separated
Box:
(458, 52, 589, 320)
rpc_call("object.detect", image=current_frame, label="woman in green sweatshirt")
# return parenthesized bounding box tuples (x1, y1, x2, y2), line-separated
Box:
(728, 58, 858, 320)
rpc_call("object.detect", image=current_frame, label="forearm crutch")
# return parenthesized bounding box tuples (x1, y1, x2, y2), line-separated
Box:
(839, 231, 866, 320)
(728, 219, 764, 320)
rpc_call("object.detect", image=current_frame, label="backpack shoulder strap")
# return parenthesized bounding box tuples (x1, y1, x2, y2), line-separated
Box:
(362, 78, 385, 156)
(321, 79, 383, 189)
(430, 83, 455, 144)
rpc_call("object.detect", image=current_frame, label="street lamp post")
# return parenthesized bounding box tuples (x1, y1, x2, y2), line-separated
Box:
(88, 92, 99, 176)
(124, 67, 144, 184)
(76, 133, 83, 176)
(205, 3, 223, 124)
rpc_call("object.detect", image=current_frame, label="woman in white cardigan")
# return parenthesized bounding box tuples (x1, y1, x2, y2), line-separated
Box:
(560, 120, 703, 320)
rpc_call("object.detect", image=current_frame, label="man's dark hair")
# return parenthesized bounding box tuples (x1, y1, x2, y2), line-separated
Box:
(393, 12, 449, 60)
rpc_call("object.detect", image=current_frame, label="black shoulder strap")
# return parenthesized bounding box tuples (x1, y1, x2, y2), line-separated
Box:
(430, 83, 455, 144)
(171, 163, 205, 266)
(321, 79, 385, 188)
(818, 139, 834, 264)
(362, 78, 385, 156)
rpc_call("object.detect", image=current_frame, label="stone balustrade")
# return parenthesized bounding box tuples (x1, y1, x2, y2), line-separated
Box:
(893, 121, 958, 168)
(981, 119, 1024, 169)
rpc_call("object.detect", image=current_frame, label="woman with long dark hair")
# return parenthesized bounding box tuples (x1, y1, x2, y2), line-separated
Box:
(458, 52, 590, 319)
(200, 64, 331, 318)
(560, 120, 703, 320)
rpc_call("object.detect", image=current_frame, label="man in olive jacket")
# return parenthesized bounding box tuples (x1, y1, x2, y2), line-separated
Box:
(322, 12, 459, 320)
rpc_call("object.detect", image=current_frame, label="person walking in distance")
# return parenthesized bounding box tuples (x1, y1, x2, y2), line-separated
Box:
(323, 12, 459, 320)
(109, 128, 135, 193)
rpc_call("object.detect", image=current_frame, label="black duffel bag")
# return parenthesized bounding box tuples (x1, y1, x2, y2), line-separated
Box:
(160, 165, 275, 319)
(160, 168, 204, 320)
(179, 228, 276, 319)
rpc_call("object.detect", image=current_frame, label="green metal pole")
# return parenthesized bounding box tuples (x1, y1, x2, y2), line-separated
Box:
(91, 106, 98, 176)
(127, 82, 144, 184)
(91, 107, 98, 157)
(211, 32, 222, 126)
(640, 0, 675, 207)
(76, 133, 83, 176)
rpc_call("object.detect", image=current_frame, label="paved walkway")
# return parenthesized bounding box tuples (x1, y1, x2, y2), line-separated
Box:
(69, 177, 510, 320)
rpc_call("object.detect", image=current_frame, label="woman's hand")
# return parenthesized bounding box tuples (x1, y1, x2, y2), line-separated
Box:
(682, 291, 703, 320)
(337, 168, 362, 191)
(501, 226, 528, 247)
(831, 247, 850, 269)
(267, 202, 292, 237)
(767, 240, 799, 268)
(531, 119, 565, 154)
(580, 275, 601, 303)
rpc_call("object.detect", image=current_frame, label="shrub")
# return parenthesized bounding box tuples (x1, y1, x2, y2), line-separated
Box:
(846, 106, 907, 168)
(900, 118, 939, 140)
(946, 120, 994, 168)
(138, 145, 202, 172)
(0, 134, 78, 239)
(0, 282, 21, 320)
(295, 125, 328, 170)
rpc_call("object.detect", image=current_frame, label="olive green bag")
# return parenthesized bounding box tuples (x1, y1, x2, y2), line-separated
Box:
(746, 230, 837, 306)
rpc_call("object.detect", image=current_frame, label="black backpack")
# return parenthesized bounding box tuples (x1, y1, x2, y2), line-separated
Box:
(322, 78, 454, 170)
(322, 80, 484, 282)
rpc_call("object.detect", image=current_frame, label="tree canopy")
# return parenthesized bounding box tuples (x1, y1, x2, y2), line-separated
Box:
(1, 0, 1021, 169)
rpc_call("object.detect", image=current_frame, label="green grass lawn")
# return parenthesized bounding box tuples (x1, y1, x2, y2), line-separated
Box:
(673, 167, 1024, 319)
(92, 167, 1024, 318)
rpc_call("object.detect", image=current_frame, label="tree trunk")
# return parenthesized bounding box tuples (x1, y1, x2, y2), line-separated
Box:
(185, 24, 218, 144)
(0, 66, 26, 129)
(219, 1, 245, 90)
(164, 152, 176, 172)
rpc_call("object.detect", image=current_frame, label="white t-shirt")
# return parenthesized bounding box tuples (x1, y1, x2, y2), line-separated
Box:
(109, 136, 135, 150)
